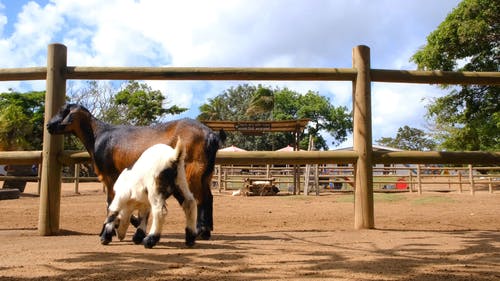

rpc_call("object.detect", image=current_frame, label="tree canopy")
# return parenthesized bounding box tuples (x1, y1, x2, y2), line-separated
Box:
(376, 126, 436, 151)
(110, 81, 187, 126)
(0, 81, 187, 151)
(69, 80, 187, 126)
(0, 91, 45, 150)
(197, 84, 352, 150)
(411, 0, 499, 151)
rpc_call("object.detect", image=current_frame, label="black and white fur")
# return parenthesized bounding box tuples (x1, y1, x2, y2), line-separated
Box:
(100, 140, 197, 248)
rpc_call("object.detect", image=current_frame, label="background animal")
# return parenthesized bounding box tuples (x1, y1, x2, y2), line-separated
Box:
(47, 103, 224, 239)
(100, 141, 197, 248)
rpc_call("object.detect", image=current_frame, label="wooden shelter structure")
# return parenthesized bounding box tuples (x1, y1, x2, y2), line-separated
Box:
(203, 119, 310, 193)
(203, 119, 309, 147)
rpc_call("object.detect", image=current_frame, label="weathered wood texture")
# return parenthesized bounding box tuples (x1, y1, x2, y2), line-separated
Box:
(38, 43, 67, 236)
(352, 45, 374, 229)
(1, 67, 498, 85)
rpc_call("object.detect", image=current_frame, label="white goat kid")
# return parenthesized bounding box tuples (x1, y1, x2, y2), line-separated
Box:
(100, 140, 197, 248)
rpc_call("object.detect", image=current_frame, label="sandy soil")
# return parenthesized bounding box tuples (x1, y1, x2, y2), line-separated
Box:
(0, 182, 499, 281)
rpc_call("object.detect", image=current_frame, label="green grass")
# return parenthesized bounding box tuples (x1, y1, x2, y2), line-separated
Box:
(411, 196, 456, 205)
(333, 193, 406, 203)
(374, 193, 406, 202)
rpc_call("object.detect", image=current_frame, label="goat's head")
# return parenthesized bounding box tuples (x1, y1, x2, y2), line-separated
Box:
(47, 103, 91, 135)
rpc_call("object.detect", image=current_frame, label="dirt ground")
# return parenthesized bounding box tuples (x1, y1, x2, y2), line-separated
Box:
(0, 182, 499, 281)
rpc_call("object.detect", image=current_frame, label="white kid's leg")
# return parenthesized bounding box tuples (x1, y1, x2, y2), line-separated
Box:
(142, 193, 166, 248)
(116, 208, 132, 241)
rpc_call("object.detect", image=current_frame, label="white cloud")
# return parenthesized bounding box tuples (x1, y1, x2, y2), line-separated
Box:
(371, 83, 446, 140)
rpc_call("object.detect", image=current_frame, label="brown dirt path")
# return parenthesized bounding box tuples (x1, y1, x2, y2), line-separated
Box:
(0, 182, 499, 280)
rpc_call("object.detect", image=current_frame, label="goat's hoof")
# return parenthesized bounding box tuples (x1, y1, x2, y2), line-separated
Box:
(132, 228, 146, 244)
(130, 215, 140, 228)
(143, 234, 160, 249)
(185, 228, 197, 247)
(198, 227, 211, 240)
(101, 235, 113, 245)
(100, 223, 115, 245)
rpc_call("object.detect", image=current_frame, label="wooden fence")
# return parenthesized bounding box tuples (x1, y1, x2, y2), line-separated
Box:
(213, 164, 500, 195)
(1, 163, 498, 195)
(0, 43, 499, 235)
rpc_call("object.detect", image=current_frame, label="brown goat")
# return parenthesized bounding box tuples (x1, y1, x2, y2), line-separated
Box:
(47, 103, 224, 240)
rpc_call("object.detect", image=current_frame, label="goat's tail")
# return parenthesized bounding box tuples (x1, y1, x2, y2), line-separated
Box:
(173, 136, 186, 164)
(203, 129, 226, 178)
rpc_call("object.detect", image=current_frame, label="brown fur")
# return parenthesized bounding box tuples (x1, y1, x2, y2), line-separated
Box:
(47, 104, 223, 238)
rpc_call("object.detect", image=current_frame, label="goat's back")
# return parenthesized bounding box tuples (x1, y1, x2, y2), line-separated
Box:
(93, 118, 220, 202)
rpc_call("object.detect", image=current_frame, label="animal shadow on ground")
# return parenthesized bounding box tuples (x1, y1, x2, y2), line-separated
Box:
(1, 230, 498, 281)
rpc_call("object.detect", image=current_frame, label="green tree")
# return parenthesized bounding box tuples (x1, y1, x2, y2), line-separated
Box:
(376, 126, 436, 151)
(197, 84, 352, 150)
(0, 91, 45, 150)
(110, 81, 187, 126)
(411, 0, 499, 151)
(246, 86, 275, 117)
(68, 80, 114, 119)
(198, 84, 270, 150)
(274, 89, 352, 150)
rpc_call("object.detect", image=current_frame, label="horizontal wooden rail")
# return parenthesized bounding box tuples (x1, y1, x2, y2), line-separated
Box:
(65, 67, 358, 81)
(57, 150, 500, 166)
(66, 67, 500, 85)
(219, 150, 359, 165)
(1, 150, 496, 166)
(59, 150, 359, 165)
(0, 151, 42, 164)
(371, 69, 500, 85)
(0, 66, 498, 85)
(373, 151, 500, 165)
(0, 67, 46, 81)
(58, 150, 92, 165)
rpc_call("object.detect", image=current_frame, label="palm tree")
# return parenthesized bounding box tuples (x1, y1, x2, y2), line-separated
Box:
(198, 96, 225, 120)
(245, 87, 274, 118)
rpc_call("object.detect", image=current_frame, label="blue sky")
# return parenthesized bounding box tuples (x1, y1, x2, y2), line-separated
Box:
(0, 0, 462, 149)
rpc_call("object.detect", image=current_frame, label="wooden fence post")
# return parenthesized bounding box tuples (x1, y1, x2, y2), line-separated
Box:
(408, 170, 413, 192)
(458, 172, 463, 193)
(314, 164, 319, 196)
(468, 164, 475, 195)
(352, 45, 374, 229)
(488, 177, 493, 194)
(74, 163, 80, 194)
(37, 163, 42, 195)
(417, 165, 422, 194)
(38, 43, 67, 236)
(216, 165, 222, 193)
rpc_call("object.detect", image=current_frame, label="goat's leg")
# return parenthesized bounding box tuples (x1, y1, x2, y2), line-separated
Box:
(115, 208, 132, 241)
(197, 185, 213, 240)
(182, 195, 198, 246)
(106, 187, 133, 241)
(129, 215, 141, 228)
(104, 180, 140, 228)
(100, 212, 118, 245)
(173, 189, 196, 246)
(175, 173, 198, 246)
(143, 194, 166, 249)
(132, 206, 149, 244)
(101, 189, 131, 245)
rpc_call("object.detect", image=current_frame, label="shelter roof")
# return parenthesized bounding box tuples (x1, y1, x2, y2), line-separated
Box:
(333, 145, 404, 152)
(219, 145, 247, 152)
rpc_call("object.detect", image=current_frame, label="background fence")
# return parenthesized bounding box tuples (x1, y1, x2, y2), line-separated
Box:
(2, 163, 498, 195)
(213, 164, 500, 195)
(0, 44, 498, 235)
